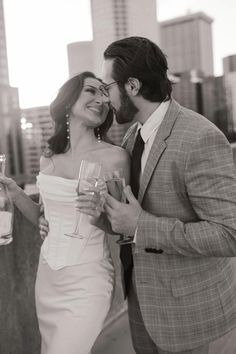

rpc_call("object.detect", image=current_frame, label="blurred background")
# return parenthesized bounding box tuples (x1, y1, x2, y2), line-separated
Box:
(1, 0, 236, 189)
(0, 0, 236, 353)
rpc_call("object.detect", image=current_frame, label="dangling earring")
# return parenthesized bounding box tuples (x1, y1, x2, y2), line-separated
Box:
(66, 112, 70, 141)
(97, 127, 102, 143)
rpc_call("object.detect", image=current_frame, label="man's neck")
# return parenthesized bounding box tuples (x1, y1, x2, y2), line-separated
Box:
(135, 100, 161, 125)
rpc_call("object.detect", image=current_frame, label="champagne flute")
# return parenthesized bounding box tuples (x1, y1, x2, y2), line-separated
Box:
(105, 169, 133, 245)
(65, 160, 102, 238)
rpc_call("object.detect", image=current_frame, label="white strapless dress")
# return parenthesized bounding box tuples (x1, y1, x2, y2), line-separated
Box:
(35, 173, 115, 354)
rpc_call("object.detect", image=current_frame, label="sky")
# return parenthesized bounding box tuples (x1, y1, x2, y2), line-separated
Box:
(3, 0, 236, 108)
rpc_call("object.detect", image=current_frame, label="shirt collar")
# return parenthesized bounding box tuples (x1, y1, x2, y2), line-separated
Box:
(137, 100, 170, 143)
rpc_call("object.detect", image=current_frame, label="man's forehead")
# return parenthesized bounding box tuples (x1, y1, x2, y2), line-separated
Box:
(101, 59, 114, 83)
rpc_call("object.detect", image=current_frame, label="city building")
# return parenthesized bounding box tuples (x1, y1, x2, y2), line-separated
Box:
(0, 0, 25, 185)
(171, 71, 231, 137)
(91, 0, 159, 75)
(223, 54, 236, 75)
(171, 71, 204, 114)
(21, 106, 53, 183)
(224, 71, 236, 133)
(160, 12, 214, 76)
(223, 55, 236, 133)
(213, 76, 230, 135)
(201, 75, 216, 123)
(159, 12, 234, 138)
(0, 0, 9, 86)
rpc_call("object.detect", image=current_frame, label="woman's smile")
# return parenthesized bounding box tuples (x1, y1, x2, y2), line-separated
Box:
(87, 105, 103, 116)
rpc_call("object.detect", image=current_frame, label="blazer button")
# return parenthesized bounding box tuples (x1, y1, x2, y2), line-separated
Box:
(145, 247, 163, 254)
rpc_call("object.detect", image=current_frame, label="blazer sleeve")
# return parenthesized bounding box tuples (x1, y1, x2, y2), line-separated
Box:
(135, 127, 236, 257)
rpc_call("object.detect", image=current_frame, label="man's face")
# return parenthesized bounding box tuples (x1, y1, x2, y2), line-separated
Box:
(101, 58, 138, 124)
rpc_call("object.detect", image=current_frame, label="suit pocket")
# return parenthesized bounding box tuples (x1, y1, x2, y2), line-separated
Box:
(171, 268, 224, 297)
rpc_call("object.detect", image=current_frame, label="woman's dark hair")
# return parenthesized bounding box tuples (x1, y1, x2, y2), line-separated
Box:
(45, 71, 113, 156)
(104, 36, 172, 102)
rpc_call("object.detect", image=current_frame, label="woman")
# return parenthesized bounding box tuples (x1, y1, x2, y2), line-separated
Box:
(0, 71, 130, 354)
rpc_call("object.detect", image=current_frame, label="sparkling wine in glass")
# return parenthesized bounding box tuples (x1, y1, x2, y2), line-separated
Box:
(64, 160, 102, 239)
(105, 169, 133, 245)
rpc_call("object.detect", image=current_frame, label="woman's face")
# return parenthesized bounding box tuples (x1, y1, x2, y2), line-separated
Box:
(70, 77, 109, 128)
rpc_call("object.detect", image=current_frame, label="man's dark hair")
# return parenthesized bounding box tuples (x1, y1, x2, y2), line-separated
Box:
(104, 36, 172, 102)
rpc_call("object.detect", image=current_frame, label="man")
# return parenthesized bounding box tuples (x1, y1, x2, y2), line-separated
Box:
(40, 37, 236, 353)
(98, 36, 236, 353)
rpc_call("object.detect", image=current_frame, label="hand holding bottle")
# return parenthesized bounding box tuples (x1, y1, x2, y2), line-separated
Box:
(0, 154, 14, 245)
(0, 176, 20, 200)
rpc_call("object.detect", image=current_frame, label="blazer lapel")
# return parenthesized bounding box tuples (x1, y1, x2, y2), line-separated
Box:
(138, 99, 181, 203)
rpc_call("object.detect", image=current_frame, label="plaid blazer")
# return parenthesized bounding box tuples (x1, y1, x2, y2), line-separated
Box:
(122, 99, 236, 352)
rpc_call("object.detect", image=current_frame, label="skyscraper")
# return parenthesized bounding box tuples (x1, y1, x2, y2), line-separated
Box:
(223, 55, 236, 132)
(0, 0, 9, 86)
(91, 0, 159, 75)
(171, 71, 203, 114)
(223, 55, 236, 75)
(0, 0, 25, 184)
(160, 12, 214, 76)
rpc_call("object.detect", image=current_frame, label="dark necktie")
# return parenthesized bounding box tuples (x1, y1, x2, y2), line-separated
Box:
(120, 129, 144, 296)
(130, 129, 145, 198)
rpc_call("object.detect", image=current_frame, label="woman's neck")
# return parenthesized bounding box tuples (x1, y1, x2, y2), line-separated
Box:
(69, 124, 98, 158)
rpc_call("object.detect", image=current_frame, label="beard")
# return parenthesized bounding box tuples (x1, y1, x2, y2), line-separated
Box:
(112, 87, 139, 124)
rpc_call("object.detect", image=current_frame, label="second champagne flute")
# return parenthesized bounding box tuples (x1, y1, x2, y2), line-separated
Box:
(105, 169, 133, 245)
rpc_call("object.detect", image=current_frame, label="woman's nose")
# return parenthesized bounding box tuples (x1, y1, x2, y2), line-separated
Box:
(94, 93, 103, 105)
(95, 93, 110, 106)
(101, 94, 110, 105)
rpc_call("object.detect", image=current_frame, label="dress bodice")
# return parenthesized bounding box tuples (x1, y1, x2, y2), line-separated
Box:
(36, 173, 111, 270)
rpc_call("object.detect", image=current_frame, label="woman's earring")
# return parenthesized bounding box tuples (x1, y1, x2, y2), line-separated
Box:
(97, 127, 102, 143)
(66, 113, 70, 141)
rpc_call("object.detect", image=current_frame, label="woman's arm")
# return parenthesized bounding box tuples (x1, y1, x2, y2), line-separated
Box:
(0, 176, 40, 226)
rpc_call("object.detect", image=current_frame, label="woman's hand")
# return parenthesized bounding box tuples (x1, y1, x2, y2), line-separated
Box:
(38, 215, 49, 241)
(0, 176, 21, 200)
(76, 188, 105, 223)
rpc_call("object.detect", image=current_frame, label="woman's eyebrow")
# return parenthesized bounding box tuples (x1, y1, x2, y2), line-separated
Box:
(84, 84, 98, 89)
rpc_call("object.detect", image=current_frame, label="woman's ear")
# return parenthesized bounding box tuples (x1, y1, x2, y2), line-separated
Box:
(125, 77, 141, 96)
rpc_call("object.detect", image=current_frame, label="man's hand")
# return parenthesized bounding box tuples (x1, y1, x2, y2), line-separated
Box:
(38, 215, 49, 241)
(104, 185, 142, 236)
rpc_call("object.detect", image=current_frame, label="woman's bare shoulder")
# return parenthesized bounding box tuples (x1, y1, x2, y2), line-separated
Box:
(101, 142, 128, 153)
(98, 144, 130, 171)
(101, 144, 129, 159)
(40, 155, 54, 173)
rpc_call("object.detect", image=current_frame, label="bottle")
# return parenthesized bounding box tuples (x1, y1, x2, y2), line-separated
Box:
(0, 154, 13, 245)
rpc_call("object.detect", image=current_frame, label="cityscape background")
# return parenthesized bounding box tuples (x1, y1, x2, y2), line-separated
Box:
(1, 2, 236, 352)
(3, 0, 236, 109)
(0, 0, 236, 189)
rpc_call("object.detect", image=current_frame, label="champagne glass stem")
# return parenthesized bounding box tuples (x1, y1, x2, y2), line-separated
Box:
(65, 211, 83, 238)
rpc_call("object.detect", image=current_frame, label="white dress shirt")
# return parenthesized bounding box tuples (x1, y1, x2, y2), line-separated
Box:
(133, 100, 170, 241)
(139, 100, 170, 175)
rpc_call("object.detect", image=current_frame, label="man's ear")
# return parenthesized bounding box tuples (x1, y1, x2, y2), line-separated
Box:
(125, 77, 141, 96)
